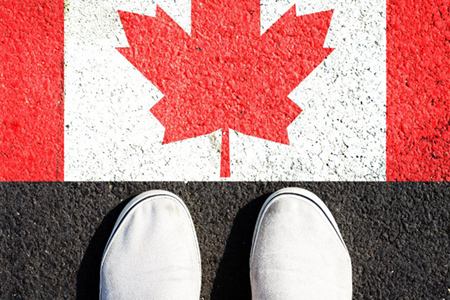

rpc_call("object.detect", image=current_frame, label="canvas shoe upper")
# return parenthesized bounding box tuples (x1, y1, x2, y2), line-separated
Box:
(100, 190, 201, 300)
(250, 188, 352, 300)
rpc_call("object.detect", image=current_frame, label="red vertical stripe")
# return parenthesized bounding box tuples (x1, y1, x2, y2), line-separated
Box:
(0, 0, 64, 181)
(387, 0, 450, 181)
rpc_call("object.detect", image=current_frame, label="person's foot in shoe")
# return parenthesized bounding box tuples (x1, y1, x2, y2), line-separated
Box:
(100, 190, 201, 300)
(250, 188, 352, 300)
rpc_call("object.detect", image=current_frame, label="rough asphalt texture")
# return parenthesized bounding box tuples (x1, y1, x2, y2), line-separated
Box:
(0, 182, 449, 299)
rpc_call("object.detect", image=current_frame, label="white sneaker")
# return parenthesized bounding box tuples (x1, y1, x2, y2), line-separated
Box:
(100, 190, 201, 300)
(250, 188, 352, 300)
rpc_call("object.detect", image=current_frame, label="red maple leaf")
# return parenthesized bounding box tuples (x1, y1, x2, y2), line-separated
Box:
(117, 0, 334, 177)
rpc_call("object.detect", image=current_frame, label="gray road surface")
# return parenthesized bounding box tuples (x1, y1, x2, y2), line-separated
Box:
(0, 182, 449, 299)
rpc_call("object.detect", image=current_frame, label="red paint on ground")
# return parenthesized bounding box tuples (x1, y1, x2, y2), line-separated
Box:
(220, 129, 231, 177)
(0, 0, 64, 181)
(117, 0, 333, 177)
(387, 0, 450, 181)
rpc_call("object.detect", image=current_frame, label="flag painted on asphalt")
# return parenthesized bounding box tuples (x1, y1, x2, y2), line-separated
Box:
(1, 0, 449, 181)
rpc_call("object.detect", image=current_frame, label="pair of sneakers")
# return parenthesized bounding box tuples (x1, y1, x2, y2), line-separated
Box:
(100, 188, 352, 299)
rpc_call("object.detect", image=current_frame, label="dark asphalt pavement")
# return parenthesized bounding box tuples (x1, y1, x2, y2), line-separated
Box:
(0, 182, 449, 299)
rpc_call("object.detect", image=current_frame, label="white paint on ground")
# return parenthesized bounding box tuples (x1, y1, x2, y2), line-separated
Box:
(65, 0, 386, 181)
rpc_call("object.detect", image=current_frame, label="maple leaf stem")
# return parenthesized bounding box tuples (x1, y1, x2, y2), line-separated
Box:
(220, 128, 231, 178)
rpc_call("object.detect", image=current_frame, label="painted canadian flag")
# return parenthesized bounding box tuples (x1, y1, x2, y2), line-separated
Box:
(0, 0, 449, 181)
